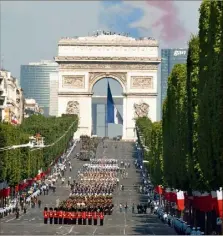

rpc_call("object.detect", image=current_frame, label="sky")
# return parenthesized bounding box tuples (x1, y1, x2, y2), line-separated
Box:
(0, 0, 202, 78)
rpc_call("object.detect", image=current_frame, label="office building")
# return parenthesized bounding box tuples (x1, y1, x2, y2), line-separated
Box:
(49, 72, 59, 116)
(161, 49, 188, 116)
(20, 60, 58, 115)
(0, 69, 24, 124)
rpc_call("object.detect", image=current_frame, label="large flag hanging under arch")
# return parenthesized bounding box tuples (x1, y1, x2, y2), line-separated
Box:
(106, 82, 123, 124)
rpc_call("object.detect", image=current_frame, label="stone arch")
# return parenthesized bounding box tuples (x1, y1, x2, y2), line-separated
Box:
(89, 72, 127, 93)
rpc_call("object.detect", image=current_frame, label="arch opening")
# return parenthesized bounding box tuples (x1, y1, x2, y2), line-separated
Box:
(91, 77, 123, 138)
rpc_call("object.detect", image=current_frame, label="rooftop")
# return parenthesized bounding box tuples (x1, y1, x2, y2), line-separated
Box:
(27, 60, 58, 66)
(58, 32, 158, 46)
(25, 98, 37, 105)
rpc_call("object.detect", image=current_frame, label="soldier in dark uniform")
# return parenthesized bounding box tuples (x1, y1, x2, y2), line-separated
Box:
(82, 210, 86, 225)
(63, 209, 67, 224)
(58, 208, 63, 224)
(49, 207, 53, 224)
(72, 209, 77, 225)
(100, 212, 104, 226)
(56, 158, 121, 226)
(64, 209, 70, 225)
(78, 211, 82, 225)
(88, 210, 93, 225)
(67, 210, 72, 224)
(54, 208, 58, 224)
(43, 207, 48, 224)
(93, 211, 97, 225)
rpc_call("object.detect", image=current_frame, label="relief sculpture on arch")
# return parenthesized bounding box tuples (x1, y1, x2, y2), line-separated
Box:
(66, 101, 80, 115)
(134, 102, 149, 118)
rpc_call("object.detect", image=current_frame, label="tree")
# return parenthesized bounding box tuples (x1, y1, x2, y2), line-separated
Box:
(149, 121, 164, 186)
(206, 1, 223, 189)
(162, 64, 188, 189)
(186, 35, 203, 191)
(197, 0, 223, 190)
(136, 0, 223, 193)
(0, 115, 78, 186)
(135, 117, 152, 147)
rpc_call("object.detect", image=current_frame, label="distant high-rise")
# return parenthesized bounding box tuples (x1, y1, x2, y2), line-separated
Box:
(20, 60, 58, 115)
(49, 72, 59, 117)
(161, 49, 188, 116)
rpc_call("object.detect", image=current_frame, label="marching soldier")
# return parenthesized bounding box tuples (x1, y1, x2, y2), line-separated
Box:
(88, 211, 92, 225)
(38, 199, 41, 208)
(67, 211, 71, 225)
(24, 205, 27, 214)
(15, 208, 20, 219)
(82, 210, 86, 225)
(58, 208, 63, 224)
(43, 207, 48, 224)
(49, 207, 53, 224)
(55, 158, 121, 227)
(73, 210, 77, 225)
(70, 211, 75, 224)
(99, 212, 104, 226)
(78, 211, 82, 225)
(69, 211, 73, 224)
(63, 210, 67, 224)
(54, 208, 58, 224)
(66, 211, 70, 224)
(93, 211, 97, 225)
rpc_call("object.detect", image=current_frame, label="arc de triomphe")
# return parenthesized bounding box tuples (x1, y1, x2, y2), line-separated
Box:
(55, 34, 160, 140)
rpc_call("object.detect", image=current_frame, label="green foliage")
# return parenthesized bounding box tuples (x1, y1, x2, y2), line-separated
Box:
(136, 119, 164, 187)
(149, 122, 164, 186)
(0, 115, 78, 186)
(197, 0, 223, 191)
(136, 117, 152, 147)
(136, 0, 223, 192)
(186, 35, 204, 191)
(162, 64, 188, 189)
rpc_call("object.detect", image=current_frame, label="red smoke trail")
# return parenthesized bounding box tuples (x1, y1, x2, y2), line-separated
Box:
(146, 0, 187, 42)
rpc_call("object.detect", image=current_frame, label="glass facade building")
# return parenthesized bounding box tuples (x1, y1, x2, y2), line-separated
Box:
(161, 49, 188, 116)
(20, 60, 58, 115)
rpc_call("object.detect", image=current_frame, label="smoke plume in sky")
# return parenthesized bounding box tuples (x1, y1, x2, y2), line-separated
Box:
(146, 0, 187, 42)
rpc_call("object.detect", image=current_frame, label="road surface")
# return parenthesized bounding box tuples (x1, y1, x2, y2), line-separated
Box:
(0, 140, 175, 235)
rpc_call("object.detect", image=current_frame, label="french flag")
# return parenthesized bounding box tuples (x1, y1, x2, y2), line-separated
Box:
(106, 82, 123, 125)
(11, 116, 18, 124)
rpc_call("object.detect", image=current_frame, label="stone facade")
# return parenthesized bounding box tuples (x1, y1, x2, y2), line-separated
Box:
(0, 70, 24, 124)
(24, 98, 42, 118)
(131, 76, 153, 89)
(55, 34, 161, 140)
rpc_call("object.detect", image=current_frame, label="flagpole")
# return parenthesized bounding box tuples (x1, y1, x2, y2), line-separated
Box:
(105, 103, 108, 137)
(105, 78, 109, 138)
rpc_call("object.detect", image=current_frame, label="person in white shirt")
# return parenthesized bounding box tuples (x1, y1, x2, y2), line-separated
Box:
(119, 203, 123, 212)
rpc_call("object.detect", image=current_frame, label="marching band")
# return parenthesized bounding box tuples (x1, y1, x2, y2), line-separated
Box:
(43, 158, 119, 226)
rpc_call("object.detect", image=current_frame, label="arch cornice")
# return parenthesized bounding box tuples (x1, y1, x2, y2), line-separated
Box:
(89, 72, 127, 93)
